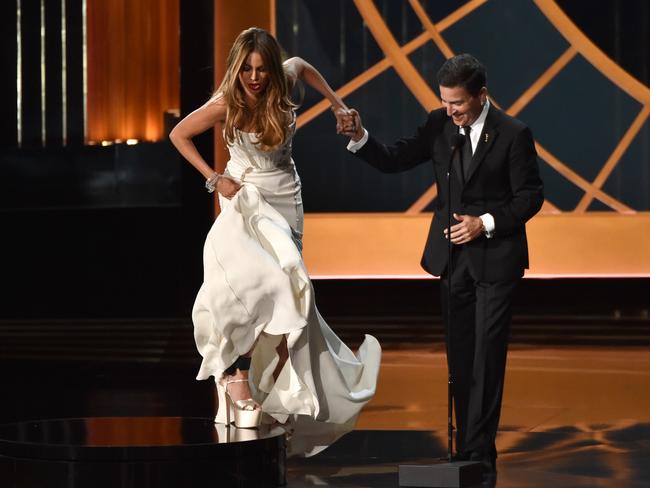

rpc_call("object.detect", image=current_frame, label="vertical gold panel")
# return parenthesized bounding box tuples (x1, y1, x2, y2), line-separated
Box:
(86, 0, 180, 143)
(270, 0, 276, 37)
(82, 0, 87, 141)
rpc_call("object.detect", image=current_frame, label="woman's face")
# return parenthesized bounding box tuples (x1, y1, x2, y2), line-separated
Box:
(239, 51, 270, 101)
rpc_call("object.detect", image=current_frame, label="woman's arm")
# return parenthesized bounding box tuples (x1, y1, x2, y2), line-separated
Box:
(169, 96, 240, 197)
(284, 57, 348, 112)
(169, 97, 226, 179)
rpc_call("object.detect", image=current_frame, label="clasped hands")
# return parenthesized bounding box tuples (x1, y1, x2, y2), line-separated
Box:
(332, 107, 364, 141)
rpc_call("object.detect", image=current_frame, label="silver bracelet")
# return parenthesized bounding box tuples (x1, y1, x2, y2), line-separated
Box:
(205, 172, 220, 193)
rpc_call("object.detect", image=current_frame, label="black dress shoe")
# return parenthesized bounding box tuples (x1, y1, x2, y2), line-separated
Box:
(468, 452, 497, 485)
(450, 451, 471, 462)
(481, 469, 497, 487)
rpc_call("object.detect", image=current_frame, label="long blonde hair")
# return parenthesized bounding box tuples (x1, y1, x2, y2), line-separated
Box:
(214, 27, 295, 152)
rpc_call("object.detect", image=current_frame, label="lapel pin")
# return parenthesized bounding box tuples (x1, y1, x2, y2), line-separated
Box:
(485, 133, 489, 143)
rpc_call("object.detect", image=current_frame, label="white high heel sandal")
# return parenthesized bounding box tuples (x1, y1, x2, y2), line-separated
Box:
(215, 378, 262, 429)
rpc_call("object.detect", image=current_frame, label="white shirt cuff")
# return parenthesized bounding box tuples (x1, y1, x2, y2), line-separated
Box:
(347, 129, 369, 153)
(480, 213, 495, 238)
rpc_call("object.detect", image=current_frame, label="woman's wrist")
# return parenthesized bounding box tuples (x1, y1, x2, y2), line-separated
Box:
(205, 172, 220, 193)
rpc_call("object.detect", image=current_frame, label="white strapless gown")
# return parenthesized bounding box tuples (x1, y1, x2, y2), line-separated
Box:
(191, 125, 381, 457)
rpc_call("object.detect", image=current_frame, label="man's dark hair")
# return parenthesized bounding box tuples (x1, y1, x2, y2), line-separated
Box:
(437, 54, 487, 96)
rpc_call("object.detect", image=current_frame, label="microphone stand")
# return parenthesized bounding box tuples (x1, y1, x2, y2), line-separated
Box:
(399, 134, 482, 487)
(445, 137, 459, 464)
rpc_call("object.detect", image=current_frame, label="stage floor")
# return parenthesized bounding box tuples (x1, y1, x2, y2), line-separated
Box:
(2, 344, 648, 487)
(287, 345, 650, 487)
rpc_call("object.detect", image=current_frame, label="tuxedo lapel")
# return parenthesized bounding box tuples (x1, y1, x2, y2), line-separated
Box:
(443, 120, 464, 186)
(465, 107, 499, 183)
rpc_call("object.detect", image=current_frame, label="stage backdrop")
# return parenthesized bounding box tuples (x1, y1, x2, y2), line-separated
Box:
(274, 0, 650, 278)
(3, 0, 648, 290)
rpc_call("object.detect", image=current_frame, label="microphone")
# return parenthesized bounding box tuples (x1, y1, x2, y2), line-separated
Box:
(448, 133, 464, 174)
(450, 133, 465, 151)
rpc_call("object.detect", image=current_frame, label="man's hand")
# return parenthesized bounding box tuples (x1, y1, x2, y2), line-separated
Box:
(336, 108, 364, 142)
(216, 175, 241, 199)
(444, 213, 484, 244)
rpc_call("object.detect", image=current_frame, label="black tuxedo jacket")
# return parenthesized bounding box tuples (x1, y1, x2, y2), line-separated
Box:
(355, 106, 544, 281)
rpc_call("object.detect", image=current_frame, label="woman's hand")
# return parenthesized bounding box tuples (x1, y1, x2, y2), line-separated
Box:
(217, 175, 242, 199)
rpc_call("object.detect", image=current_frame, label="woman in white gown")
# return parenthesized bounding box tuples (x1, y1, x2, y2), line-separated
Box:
(169, 27, 381, 456)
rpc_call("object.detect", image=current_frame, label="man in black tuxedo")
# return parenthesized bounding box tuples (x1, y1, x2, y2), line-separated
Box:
(340, 54, 543, 481)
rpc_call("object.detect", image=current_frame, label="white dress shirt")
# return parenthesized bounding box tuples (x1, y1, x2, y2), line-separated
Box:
(462, 99, 489, 154)
(462, 100, 494, 237)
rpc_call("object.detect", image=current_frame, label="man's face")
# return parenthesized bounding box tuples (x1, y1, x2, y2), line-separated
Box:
(439, 85, 486, 127)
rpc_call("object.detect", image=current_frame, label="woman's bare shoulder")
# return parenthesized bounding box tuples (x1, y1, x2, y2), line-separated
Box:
(203, 93, 228, 122)
(283, 57, 303, 86)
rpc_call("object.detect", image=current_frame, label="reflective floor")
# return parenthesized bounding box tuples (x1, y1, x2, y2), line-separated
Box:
(288, 346, 650, 487)
(1, 345, 648, 487)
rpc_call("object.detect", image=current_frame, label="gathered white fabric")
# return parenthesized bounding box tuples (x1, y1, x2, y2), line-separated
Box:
(191, 127, 381, 457)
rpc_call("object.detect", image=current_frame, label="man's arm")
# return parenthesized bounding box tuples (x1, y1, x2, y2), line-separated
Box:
(489, 126, 544, 236)
(446, 123, 543, 244)
(342, 109, 435, 174)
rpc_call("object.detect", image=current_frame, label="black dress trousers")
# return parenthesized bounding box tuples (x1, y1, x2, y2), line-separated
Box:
(440, 245, 519, 459)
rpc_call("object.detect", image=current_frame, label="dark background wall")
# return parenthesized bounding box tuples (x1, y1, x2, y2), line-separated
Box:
(1, 0, 213, 319)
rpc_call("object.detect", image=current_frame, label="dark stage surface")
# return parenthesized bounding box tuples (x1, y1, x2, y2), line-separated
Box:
(2, 313, 649, 486)
(2, 278, 649, 487)
(286, 345, 650, 487)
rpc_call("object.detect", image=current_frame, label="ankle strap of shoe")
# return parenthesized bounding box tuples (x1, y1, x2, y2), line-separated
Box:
(226, 378, 249, 385)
